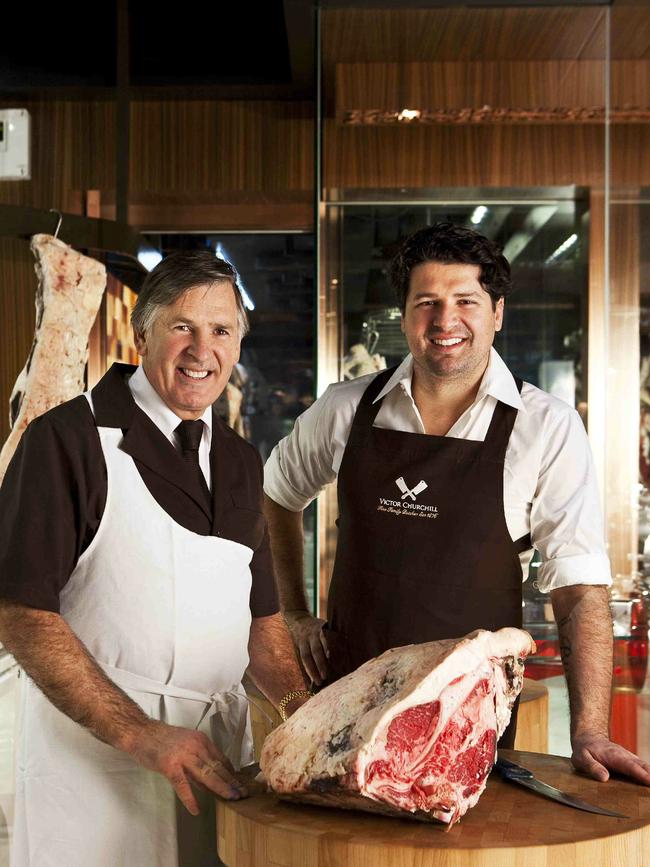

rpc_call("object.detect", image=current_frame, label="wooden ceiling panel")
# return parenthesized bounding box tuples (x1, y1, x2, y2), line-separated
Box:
(610, 6, 650, 59)
(322, 7, 607, 64)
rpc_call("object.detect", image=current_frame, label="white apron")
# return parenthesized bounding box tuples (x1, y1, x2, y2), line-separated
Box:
(12, 409, 255, 867)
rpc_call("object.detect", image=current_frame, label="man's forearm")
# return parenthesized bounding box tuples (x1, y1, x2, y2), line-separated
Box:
(263, 494, 308, 611)
(0, 600, 150, 751)
(551, 584, 612, 740)
(247, 613, 309, 713)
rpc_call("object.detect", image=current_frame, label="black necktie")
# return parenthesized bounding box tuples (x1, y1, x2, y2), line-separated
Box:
(176, 419, 204, 464)
(175, 420, 211, 501)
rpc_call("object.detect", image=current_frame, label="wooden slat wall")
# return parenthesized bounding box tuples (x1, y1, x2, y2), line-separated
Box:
(335, 61, 650, 117)
(126, 100, 314, 230)
(325, 123, 608, 189)
(0, 100, 115, 213)
(0, 238, 36, 445)
(130, 101, 313, 193)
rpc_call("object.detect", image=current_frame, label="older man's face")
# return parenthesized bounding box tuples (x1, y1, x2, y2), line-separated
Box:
(133, 281, 241, 420)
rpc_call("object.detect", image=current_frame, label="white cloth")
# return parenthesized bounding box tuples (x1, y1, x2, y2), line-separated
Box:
(12, 402, 254, 867)
(128, 364, 213, 487)
(264, 348, 611, 594)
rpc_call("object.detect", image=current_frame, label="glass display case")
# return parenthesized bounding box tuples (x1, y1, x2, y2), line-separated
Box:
(330, 189, 589, 413)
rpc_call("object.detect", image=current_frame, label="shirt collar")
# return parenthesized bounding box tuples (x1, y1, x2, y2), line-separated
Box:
(128, 364, 213, 438)
(372, 347, 524, 411)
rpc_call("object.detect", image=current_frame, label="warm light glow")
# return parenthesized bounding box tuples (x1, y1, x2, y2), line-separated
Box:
(397, 109, 421, 121)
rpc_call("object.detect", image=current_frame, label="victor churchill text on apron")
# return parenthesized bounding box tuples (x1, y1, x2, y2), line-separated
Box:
(12, 392, 255, 867)
(324, 366, 530, 748)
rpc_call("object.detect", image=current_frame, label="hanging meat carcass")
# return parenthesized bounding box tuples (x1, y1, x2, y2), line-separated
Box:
(261, 628, 535, 828)
(0, 235, 106, 482)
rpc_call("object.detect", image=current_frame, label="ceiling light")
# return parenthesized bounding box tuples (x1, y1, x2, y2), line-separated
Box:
(137, 249, 163, 272)
(546, 233, 578, 264)
(470, 206, 488, 225)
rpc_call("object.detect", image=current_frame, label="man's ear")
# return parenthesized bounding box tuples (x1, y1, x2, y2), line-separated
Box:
(132, 325, 147, 356)
(494, 297, 505, 332)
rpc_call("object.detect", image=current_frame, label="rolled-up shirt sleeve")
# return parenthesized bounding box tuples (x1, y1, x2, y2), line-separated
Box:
(264, 385, 344, 512)
(532, 406, 611, 593)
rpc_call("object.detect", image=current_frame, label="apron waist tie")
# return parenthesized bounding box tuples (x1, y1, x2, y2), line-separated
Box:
(98, 662, 253, 768)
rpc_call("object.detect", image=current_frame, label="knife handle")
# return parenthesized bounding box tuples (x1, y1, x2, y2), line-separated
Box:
(494, 756, 534, 780)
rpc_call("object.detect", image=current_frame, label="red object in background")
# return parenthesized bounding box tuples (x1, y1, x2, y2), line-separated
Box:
(525, 635, 648, 688)
(525, 635, 646, 754)
(611, 690, 638, 753)
(524, 640, 563, 681)
(614, 637, 648, 692)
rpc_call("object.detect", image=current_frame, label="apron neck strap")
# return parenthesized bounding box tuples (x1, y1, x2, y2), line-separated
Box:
(481, 375, 524, 461)
(347, 366, 398, 449)
(348, 368, 524, 460)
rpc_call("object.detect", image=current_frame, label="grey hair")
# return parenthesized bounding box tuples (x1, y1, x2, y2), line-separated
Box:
(132, 250, 250, 338)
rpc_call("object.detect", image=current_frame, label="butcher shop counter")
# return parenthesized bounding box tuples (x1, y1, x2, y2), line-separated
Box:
(217, 749, 650, 867)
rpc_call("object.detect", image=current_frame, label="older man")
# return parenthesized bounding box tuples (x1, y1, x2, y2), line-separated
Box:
(264, 222, 650, 787)
(0, 251, 309, 867)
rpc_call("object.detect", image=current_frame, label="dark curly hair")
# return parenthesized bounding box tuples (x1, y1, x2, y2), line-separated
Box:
(389, 222, 513, 312)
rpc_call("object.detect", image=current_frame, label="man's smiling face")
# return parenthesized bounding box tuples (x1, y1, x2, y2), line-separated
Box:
(133, 281, 241, 420)
(401, 261, 503, 384)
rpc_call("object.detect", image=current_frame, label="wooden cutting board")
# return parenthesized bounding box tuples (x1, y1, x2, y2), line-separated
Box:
(217, 749, 650, 866)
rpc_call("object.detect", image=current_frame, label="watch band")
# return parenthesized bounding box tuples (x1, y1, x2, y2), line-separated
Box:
(278, 689, 313, 721)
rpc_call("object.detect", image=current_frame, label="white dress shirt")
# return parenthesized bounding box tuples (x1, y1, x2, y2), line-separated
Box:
(264, 348, 611, 593)
(128, 365, 213, 488)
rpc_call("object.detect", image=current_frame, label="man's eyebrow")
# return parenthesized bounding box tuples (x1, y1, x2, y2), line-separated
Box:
(411, 289, 482, 299)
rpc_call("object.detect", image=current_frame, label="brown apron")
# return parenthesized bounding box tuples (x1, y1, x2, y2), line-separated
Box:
(325, 366, 530, 747)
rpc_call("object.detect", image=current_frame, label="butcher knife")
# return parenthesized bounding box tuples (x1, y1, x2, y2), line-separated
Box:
(494, 756, 628, 818)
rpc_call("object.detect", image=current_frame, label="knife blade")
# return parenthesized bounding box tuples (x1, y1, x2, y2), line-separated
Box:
(395, 476, 409, 497)
(400, 480, 427, 500)
(494, 756, 628, 818)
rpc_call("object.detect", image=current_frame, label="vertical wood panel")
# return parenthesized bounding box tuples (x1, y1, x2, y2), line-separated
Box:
(129, 100, 313, 194)
(318, 203, 343, 616)
(588, 191, 607, 506)
(325, 122, 607, 189)
(607, 198, 640, 582)
(0, 100, 115, 212)
(336, 61, 614, 115)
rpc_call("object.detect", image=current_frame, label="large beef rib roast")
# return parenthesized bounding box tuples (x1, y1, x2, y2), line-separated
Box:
(261, 628, 535, 828)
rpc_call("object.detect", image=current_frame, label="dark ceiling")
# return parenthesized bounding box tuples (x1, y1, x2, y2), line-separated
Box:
(0, 0, 615, 95)
(0, 0, 295, 90)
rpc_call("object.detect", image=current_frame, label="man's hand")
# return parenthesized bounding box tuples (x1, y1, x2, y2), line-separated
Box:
(571, 731, 650, 786)
(126, 719, 248, 815)
(0, 601, 250, 815)
(283, 610, 328, 685)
